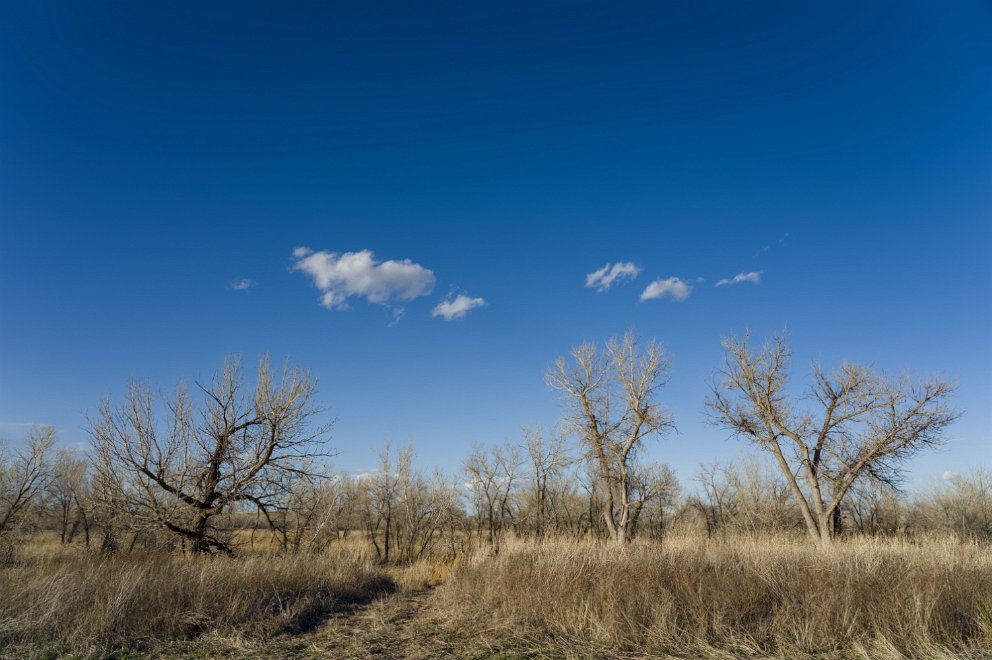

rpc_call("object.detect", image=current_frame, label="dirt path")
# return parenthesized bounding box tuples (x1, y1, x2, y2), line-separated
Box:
(272, 587, 472, 659)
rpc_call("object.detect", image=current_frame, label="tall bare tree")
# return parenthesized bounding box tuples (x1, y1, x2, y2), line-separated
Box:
(547, 332, 674, 544)
(707, 333, 959, 545)
(0, 425, 54, 540)
(89, 356, 331, 554)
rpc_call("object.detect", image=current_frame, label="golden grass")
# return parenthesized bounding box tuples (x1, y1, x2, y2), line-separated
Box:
(434, 535, 992, 658)
(0, 546, 394, 654)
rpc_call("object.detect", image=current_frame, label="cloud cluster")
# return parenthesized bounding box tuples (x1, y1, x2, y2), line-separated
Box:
(640, 277, 693, 302)
(228, 278, 256, 291)
(585, 262, 641, 292)
(292, 247, 436, 310)
(432, 294, 487, 320)
(715, 271, 762, 287)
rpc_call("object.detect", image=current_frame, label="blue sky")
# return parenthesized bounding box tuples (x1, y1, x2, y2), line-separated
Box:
(1, 1, 990, 487)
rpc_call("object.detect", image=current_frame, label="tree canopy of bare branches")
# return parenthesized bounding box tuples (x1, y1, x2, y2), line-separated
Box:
(547, 332, 675, 544)
(88, 356, 332, 554)
(707, 333, 959, 545)
(0, 425, 54, 541)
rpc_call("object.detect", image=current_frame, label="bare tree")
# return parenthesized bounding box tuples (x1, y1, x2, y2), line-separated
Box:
(547, 332, 675, 544)
(521, 425, 570, 539)
(464, 441, 521, 550)
(363, 441, 406, 562)
(0, 425, 55, 540)
(913, 469, 992, 540)
(626, 461, 679, 540)
(89, 356, 331, 554)
(707, 333, 959, 545)
(48, 447, 91, 545)
(689, 461, 739, 537)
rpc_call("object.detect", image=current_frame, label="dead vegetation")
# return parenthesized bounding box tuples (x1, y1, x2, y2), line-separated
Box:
(0, 334, 988, 657)
(436, 535, 992, 658)
(0, 545, 395, 655)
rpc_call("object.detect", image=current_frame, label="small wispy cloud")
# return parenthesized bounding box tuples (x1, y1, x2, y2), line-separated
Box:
(291, 247, 436, 310)
(432, 293, 486, 320)
(715, 271, 762, 287)
(585, 262, 641, 292)
(388, 307, 407, 327)
(228, 278, 256, 291)
(942, 470, 959, 481)
(640, 277, 692, 302)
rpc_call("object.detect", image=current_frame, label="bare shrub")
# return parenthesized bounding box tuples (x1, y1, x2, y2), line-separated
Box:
(912, 468, 992, 540)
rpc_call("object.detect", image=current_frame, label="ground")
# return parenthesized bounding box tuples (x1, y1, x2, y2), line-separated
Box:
(140, 587, 625, 660)
(138, 587, 483, 660)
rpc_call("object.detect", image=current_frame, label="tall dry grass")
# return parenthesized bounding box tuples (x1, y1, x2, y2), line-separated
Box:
(435, 535, 992, 658)
(0, 546, 394, 654)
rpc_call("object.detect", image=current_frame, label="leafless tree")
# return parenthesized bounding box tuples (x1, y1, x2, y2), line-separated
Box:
(844, 476, 905, 536)
(547, 332, 674, 544)
(521, 425, 571, 538)
(707, 333, 959, 545)
(464, 441, 521, 550)
(48, 447, 92, 545)
(363, 441, 408, 562)
(0, 425, 55, 541)
(88, 356, 331, 554)
(626, 461, 680, 540)
(689, 461, 739, 537)
(912, 469, 992, 540)
(689, 458, 799, 536)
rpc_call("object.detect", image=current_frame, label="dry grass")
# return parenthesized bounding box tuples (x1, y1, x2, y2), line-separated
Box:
(434, 535, 992, 658)
(4, 534, 991, 658)
(0, 545, 395, 655)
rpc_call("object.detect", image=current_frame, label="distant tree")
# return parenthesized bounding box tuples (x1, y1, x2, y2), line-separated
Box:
(363, 441, 406, 562)
(707, 333, 959, 545)
(89, 356, 331, 554)
(914, 468, 992, 540)
(48, 446, 92, 545)
(521, 425, 570, 539)
(464, 441, 521, 550)
(0, 425, 54, 540)
(547, 332, 675, 545)
(626, 461, 679, 540)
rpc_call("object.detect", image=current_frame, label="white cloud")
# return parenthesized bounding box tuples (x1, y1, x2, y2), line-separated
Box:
(291, 247, 436, 310)
(432, 293, 486, 320)
(942, 470, 959, 481)
(640, 277, 692, 302)
(585, 261, 641, 292)
(228, 278, 256, 291)
(715, 271, 762, 287)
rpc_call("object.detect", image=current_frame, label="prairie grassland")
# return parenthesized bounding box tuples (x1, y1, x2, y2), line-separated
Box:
(0, 543, 396, 655)
(434, 535, 992, 658)
(2, 534, 991, 658)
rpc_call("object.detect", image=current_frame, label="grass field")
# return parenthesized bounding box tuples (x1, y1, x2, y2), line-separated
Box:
(1, 534, 990, 658)
(437, 535, 992, 658)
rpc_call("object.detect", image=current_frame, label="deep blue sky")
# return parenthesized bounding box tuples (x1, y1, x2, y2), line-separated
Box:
(1, 1, 989, 487)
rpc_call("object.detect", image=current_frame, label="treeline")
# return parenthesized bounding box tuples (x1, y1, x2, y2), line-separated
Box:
(0, 331, 984, 559)
(2, 424, 990, 561)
